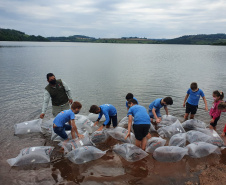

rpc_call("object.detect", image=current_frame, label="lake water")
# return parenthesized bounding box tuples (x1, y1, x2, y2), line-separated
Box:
(0, 41, 226, 184)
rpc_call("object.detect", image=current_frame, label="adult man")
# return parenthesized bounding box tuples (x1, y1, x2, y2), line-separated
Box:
(40, 73, 73, 118)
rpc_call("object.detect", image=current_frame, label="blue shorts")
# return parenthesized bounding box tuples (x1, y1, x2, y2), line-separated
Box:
(149, 109, 161, 119)
(53, 124, 72, 140)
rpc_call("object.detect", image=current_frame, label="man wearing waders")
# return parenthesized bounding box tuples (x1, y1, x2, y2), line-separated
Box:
(40, 73, 73, 118)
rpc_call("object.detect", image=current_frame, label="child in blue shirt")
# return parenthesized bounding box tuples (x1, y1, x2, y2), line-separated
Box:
(53, 101, 84, 141)
(149, 97, 173, 123)
(183, 82, 208, 120)
(125, 93, 138, 111)
(89, 104, 118, 131)
(125, 99, 150, 150)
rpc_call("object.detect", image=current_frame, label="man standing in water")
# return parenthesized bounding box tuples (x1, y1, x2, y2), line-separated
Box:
(40, 73, 73, 118)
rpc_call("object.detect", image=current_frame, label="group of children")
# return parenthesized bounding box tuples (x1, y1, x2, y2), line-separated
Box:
(52, 82, 226, 150)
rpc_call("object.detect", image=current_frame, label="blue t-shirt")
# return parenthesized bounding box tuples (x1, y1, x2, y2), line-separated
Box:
(127, 105, 150, 125)
(149, 98, 165, 111)
(126, 97, 139, 108)
(53, 109, 75, 127)
(98, 104, 117, 126)
(187, 88, 205, 106)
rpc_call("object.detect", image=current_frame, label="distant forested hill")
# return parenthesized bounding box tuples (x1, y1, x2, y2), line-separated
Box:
(0, 28, 49, 41)
(163, 34, 226, 45)
(47, 35, 96, 42)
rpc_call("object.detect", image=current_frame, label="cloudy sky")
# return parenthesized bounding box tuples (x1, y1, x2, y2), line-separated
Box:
(1, 0, 226, 39)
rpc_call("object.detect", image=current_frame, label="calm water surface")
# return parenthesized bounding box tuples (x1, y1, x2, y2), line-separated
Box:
(0, 42, 226, 184)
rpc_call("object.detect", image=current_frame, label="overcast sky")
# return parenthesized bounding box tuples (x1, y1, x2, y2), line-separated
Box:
(1, 0, 226, 39)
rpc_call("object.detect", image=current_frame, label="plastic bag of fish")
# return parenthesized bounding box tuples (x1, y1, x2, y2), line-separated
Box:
(113, 143, 149, 162)
(145, 137, 166, 153)
(107, 127, 135, 144)
(90, 130, 109, 144)
(87, 113, 106, 122)
(14, 119, 42, 135)
(75, 114, 95, 133)
(186, 130, 212, 144)
(157, 120, 185, 138)
(7, 146, 54, 166)
(169, 133, 187, 147)
(157, 115, 178, 128)
(153, 146, 188, 162)
(182, 119, 206, 130)
(58, 132, 92, 154)
(65, 146, 106, 164)
(186, 142, 221, 158)
(118, 116, 134, 128)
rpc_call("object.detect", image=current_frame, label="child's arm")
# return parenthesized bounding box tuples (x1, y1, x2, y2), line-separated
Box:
(183, 94, 189, 107)
(70, 120, 84, 139)
(125, 115, 133, 139)
(152, 108, 161, 123)
(164, 106, 169, 115)
(202, 96, 208, 111)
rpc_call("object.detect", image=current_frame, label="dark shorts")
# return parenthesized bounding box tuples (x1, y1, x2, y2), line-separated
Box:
(105, 114, 118, 127)
(53, 124, 72, 140)
(133, 124, 150, 141)
(185, 102, 198, 114)
(210, 116, 220, 128)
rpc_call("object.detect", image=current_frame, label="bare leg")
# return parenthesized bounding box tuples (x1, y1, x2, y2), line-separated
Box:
(209, 125, 214, 130)
(141, 136, 147, 150)
(184, 113, 189, 120)
(190, 114, 195, 119)
(146, 133, 152, 139)
(135, 139, 142, 148)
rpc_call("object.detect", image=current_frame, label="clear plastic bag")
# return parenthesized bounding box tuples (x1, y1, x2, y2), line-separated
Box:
(195, 128, 225, 147)
(7, 146, 54, 166)
(75, 114, 94, 133)
(186, 130, 212, 144)
(169, 133, 187, 147)
(157, 120, 185, 138)
(145, 137, 166, 153)
(41, 118, 54, 133)
(113, 143, 149, 162)
(182, 119, 207, 130)
(58, 132, 92, 154)
(90, 130, 109, 144)
(14, 119, 42, 135)
(87, 113, 106, 122)
(186, 142, 221, 158)
(157, 115, 178, 128)
(65, 146, 106, 164)
(153, 146, 188, 162)
(107, 127, 135, 144)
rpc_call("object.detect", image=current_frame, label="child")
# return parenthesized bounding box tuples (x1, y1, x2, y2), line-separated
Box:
(218, 102, 226, 137)
(89, 104, 118, 131)
(149, 97, 173, 123)
(183, 82, 208, 120)
(53, 101, 84, 141)
(125, 93, 139, 111)
(125, 99, 150, 150)
(209, 90, 224, 130)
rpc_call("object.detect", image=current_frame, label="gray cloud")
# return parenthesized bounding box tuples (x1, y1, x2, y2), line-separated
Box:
(0, 0, 226, 38)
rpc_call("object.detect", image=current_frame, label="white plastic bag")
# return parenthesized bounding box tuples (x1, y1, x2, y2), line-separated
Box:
(113, 143, 149, 162)
(41, 118, 54, 133)
(153, 146, 188, 162)
(87, 113, 106, 122)
(58, 132, 92, 154)
(186, 142, 221, 158)
(7, 146, 54, 166)
(107, 127, 135, 144)
(118, 116, 134, 128)
(65, 146, 106, 164)
(182, 119, 207, 130)
(14, 119, 42, 135)
(75, 114, 94, 133)
(157, 115, 178, 128)
(90, 130, 109, 144)
(145, 137, 166, 153)
(169, 133, 187, 147)
(186, 130, 212, 144)
(157, 120, 185, 138)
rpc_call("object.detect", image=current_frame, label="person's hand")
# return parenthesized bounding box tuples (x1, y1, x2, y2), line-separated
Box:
(205, 106, 208, 111)
(40, 113, 45, 119)
(69, 99, 73, 104)
(78, 134, 84, 139)
(97, 125, 104, 131)
(94, 121, 99, 126)
(125, 132, 130, 140)
(210, 118, 214, 123)
(156, 118, 161, 124)
(221, 132, 225, 137)
(183, 103, 185, 107)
